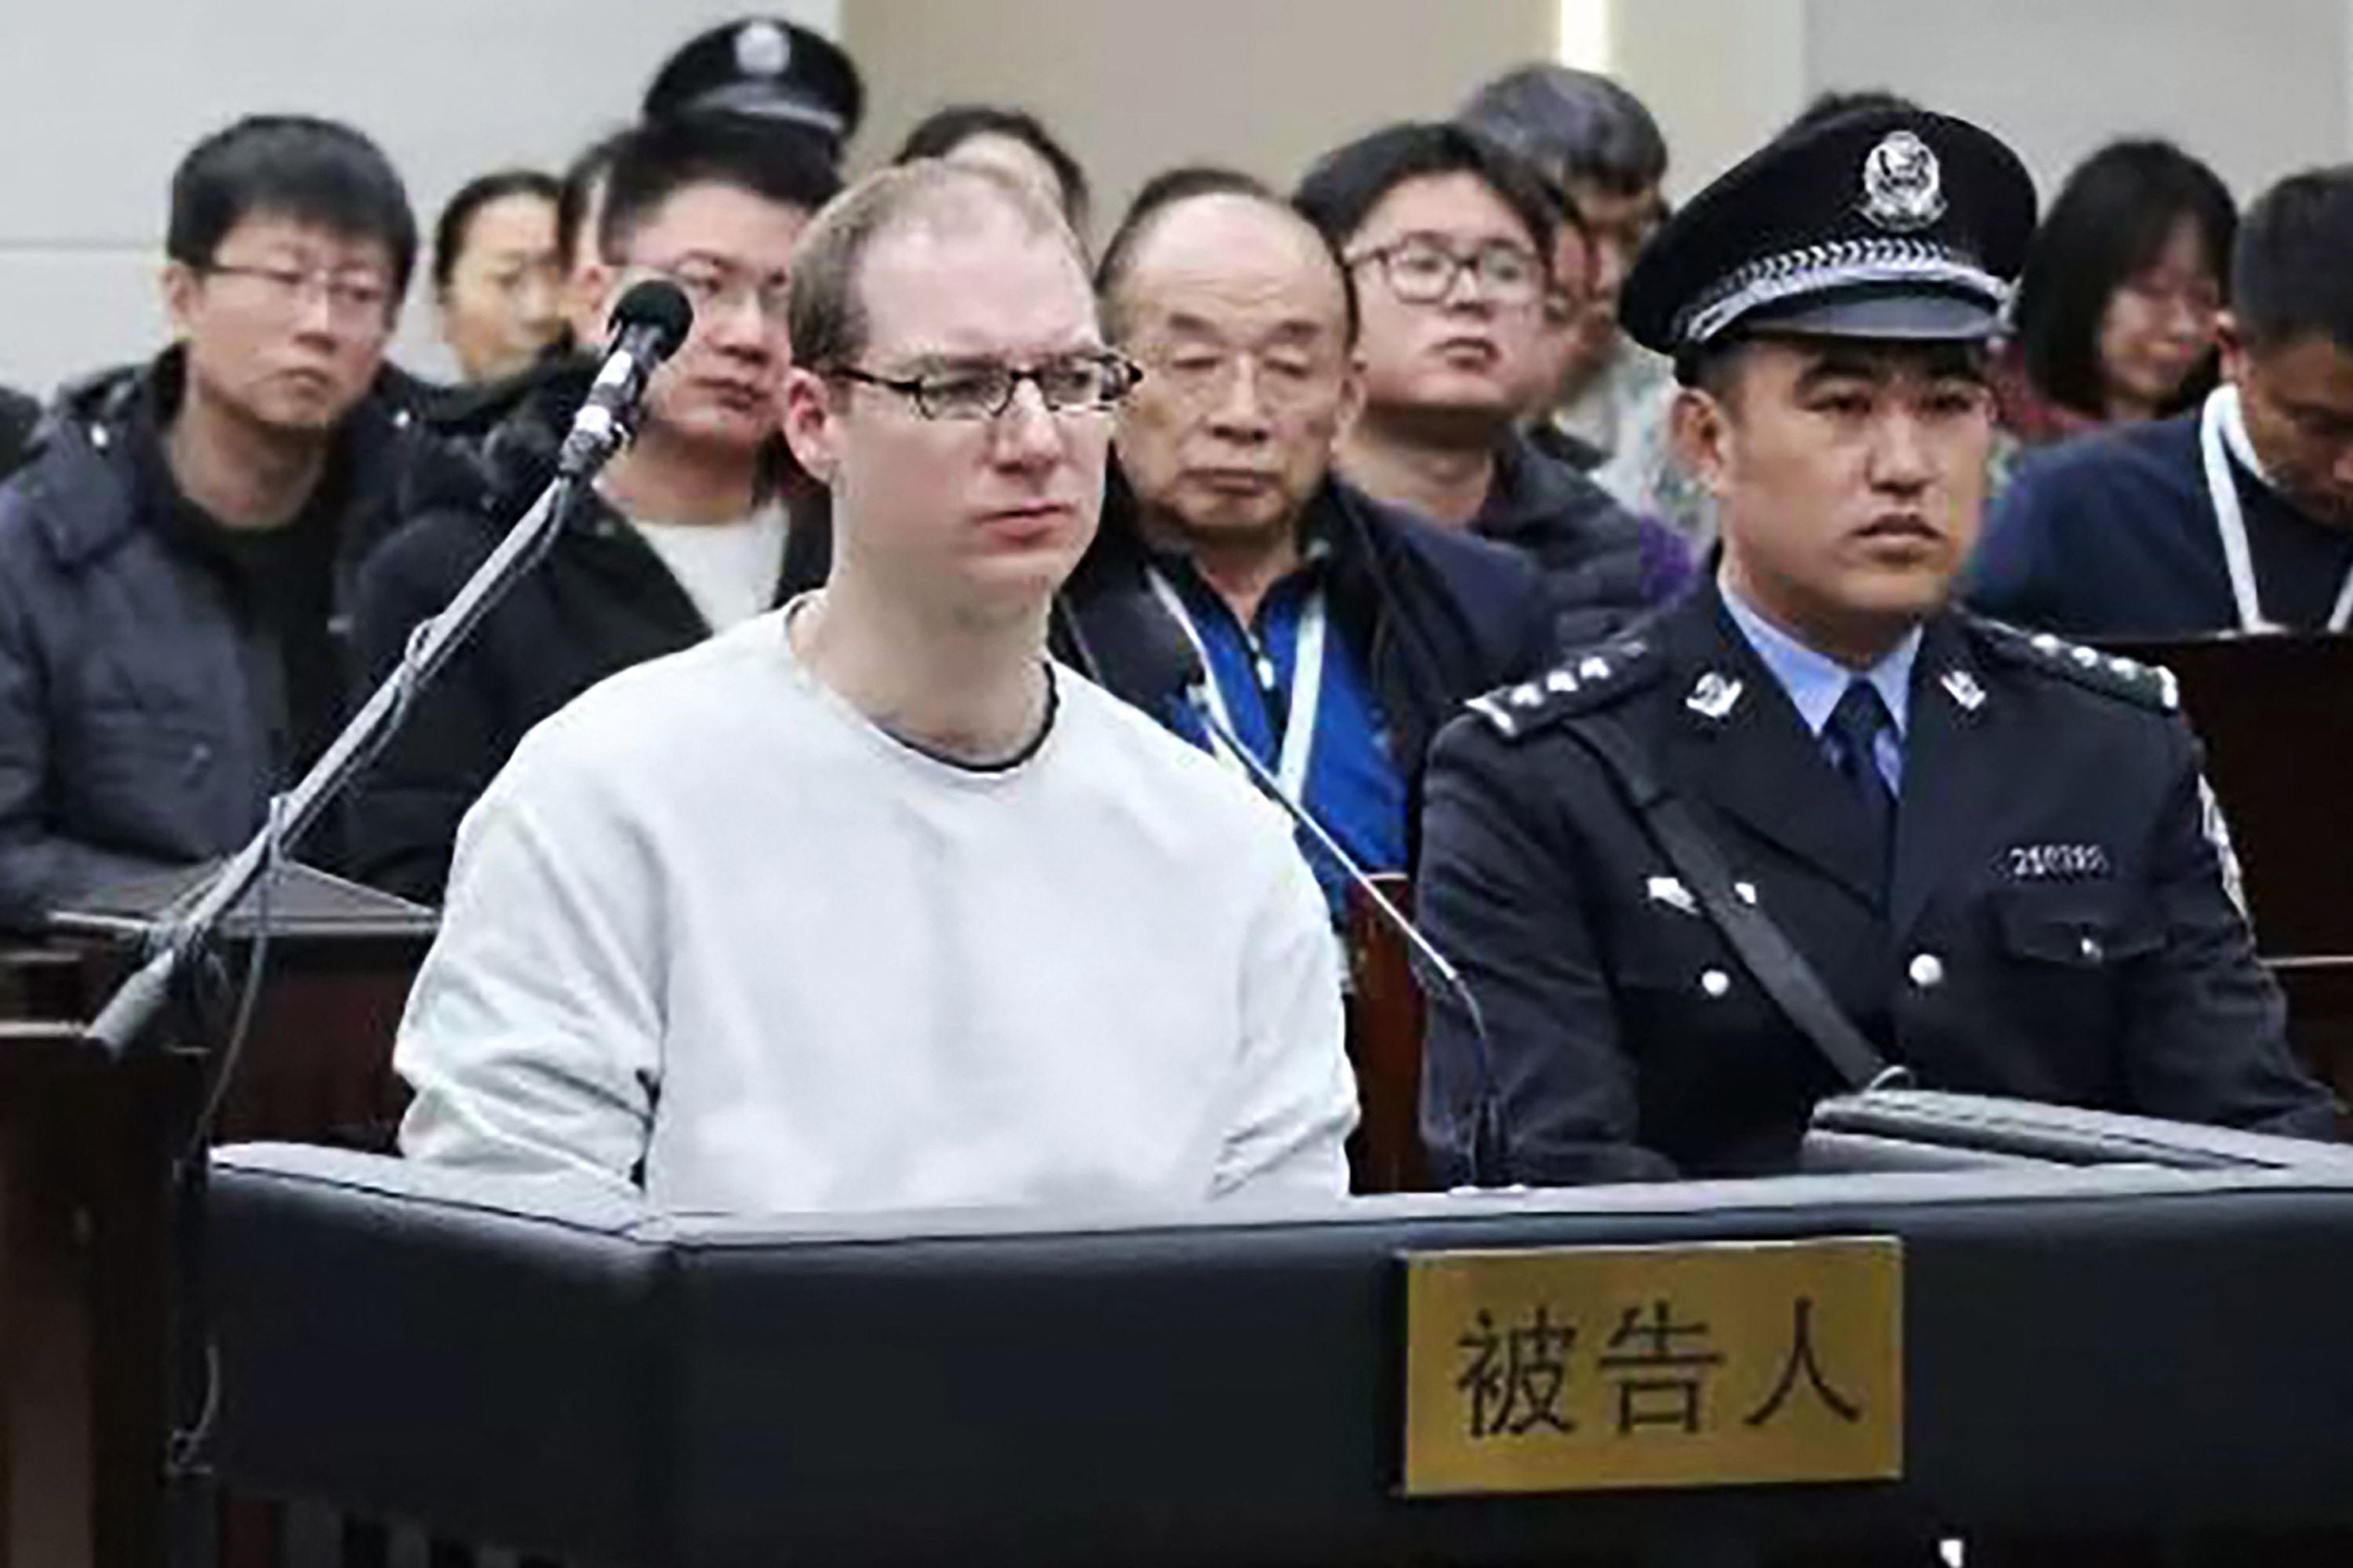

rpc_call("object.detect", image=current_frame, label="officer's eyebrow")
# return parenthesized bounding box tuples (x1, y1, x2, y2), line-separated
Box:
(1793, 342, 1988, 391)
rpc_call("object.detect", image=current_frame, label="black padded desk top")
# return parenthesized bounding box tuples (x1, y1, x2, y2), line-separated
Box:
(209, 1111, 2353, 1566)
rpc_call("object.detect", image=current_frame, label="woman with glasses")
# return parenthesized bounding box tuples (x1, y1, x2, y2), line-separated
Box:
(1995, 140, 2236, 457)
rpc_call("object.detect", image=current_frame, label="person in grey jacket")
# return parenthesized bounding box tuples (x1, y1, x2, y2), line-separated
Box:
(0, 115, 431, 930)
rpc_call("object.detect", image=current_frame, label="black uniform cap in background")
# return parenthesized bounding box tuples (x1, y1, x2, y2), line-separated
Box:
(642, 17, 864, 158)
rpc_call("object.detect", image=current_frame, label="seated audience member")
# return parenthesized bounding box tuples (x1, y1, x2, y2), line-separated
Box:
(1062, 169, 1556, 913)
(1417, 108, 2339, 1187)
(396, 162, 1358, 1210)
(351, 115, 840, 904)
(1992, 140, 2234, 453)
(0, 383, 38, 481)
(1295, 123, 1686, 640)
(1456, 66, 1698, 544)
(894, 104, 1091, 238)
(432, 169, 565, 387)
(421, 138, 618, 450)
(1973, 167, 2353, 638)
(0, 115, 427, 930)
(642, 16, 864, 169)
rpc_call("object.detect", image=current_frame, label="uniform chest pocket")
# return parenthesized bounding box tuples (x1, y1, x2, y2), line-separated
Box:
(1991, 887, 2162, 969)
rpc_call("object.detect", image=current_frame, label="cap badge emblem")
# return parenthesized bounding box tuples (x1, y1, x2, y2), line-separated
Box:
(734, 20, 793, 77)
(1859, 130, 1946, 232)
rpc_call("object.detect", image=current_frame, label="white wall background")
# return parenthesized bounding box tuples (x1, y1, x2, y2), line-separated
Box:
(1612, 0, 2353, 204)
(0, 0, 836, 398)
(2, 0, 2351, 400)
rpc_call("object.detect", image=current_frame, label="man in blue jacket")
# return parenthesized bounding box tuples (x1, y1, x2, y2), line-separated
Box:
(1972, 167, 2353, 638)
(1059, 169, 1565, 914)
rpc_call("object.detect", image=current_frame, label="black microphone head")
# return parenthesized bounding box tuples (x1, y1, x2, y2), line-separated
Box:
(606, 278, 696, 360)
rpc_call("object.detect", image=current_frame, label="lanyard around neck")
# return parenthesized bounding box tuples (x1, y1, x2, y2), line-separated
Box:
(1147, 568, 1327, 802)
(2199, 384, 2353, 634)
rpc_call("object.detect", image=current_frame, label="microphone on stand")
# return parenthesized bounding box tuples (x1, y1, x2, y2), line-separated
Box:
(558, 279, 698, 477)
(1137, 610, 1511, 1188)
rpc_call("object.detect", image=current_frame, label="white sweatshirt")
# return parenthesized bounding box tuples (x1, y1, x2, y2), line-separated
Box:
(395, 609, 1358, 1214)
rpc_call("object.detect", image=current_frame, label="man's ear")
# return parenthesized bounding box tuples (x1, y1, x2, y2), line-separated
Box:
(1335, 355, 1368, 431)
(2214, 309, 2249, 387)
(1671, 382, 1736, 499)
(780, 366, 842, 487)
(161, 261, 200, 342)
(570, 260, 620, 347)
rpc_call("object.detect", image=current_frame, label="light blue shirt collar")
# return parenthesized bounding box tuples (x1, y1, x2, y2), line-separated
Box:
(1719, 580, 1919, 740)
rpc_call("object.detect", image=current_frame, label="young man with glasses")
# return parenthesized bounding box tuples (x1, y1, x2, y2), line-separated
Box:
(0, 114, 428, 929)
(395, 162, 1358, 1212)
(1296, 124, 1686, 649)
(350, 115, 841, 903)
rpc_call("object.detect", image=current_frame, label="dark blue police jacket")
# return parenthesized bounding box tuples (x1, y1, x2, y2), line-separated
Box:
(1417, 584, 2341, 1186)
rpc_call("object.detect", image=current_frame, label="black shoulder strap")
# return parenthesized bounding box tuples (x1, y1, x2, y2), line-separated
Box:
(1566, 711, 1912, 1094)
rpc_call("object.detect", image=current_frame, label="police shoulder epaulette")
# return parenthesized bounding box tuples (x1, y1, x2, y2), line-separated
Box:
(1467, 634, 1664, 740)
(1972, 617, 2178, 712)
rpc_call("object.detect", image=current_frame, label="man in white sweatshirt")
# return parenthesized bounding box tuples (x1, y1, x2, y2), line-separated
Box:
(394, 161, 1359, 1213)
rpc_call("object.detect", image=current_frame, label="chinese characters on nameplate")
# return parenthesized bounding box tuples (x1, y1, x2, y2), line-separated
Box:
(1400, 1237, 1903, 1495)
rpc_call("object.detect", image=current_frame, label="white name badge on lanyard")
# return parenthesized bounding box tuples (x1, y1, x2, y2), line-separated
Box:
(2200, 384, 2353, 635)
(1147, 569, 1327, 801)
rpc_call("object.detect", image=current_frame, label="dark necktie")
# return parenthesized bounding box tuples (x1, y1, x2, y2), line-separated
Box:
(1826, 678, 1897, 880)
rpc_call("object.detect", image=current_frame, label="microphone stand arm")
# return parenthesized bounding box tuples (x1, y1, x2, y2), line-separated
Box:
(86, 469, 591, 1056)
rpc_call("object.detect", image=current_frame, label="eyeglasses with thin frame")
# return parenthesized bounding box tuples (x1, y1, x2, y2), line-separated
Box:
(200, 261, 395, 322)
(826, 351, 1143, 420)
(1347, 235, 1547, 309)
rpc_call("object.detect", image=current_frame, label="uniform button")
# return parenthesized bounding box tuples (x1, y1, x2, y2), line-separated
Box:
(1700, 968, 1731, 999)
(2078, 933, 2104, 962)
(1907, 952, 1944, 989)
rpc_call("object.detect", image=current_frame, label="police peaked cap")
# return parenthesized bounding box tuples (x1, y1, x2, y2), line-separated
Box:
(1620, 107, 2037, 364)
(643, 17, 865, 149)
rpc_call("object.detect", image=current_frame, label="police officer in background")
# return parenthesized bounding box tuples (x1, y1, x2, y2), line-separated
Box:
(1417, 108, 2341, 1187)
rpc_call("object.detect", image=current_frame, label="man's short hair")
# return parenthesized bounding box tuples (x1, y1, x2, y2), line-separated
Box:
(893, 104, 1092, 233)
(1094, 166, 1360, 347)
(2233, 166, 2353, 353)
(787, 161, 1084, 373)
(1293, 122, 1558, 264)
(1456, 66, 1667, 199)
(166, 115, 418, 296)
(596, 113, 845, 264)
(556, 128, 629, 275)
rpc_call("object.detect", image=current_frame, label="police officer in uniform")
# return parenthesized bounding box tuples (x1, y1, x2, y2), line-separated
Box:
(1417, 108, 2340, 1187)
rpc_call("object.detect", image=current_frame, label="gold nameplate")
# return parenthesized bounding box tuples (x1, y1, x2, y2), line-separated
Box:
(1401, 1236, 1902, 1496)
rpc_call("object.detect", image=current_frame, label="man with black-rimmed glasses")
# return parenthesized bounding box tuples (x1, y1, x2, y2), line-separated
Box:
(0, 114, 430, 929)
(1297, 123, 1688, 647)
(395, 162, 1358, 1213)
